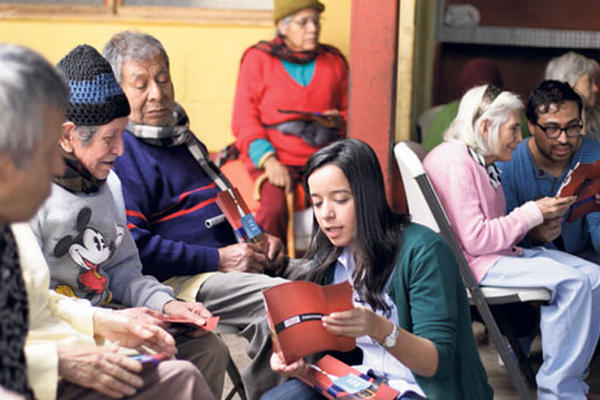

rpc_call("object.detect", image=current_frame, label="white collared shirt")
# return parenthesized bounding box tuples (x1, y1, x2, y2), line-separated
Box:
(333, 248, 425, 397)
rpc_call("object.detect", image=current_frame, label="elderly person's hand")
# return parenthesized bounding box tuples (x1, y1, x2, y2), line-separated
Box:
(528, 217, 563, 244)
(264, 156, 292, 192)
(264, 233, 286, 274)
(217, 242, 269, 273)
(112, 306, 167, 328)
(93, 308, 176, 357)
(314, 109, 344, 130)
(163, 300, 212, 323)
(57, 344, 145, 398)
(535, 196, 576, 220)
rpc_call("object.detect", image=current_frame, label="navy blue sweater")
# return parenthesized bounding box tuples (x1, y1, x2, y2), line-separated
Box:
(113, 130, 237, 281)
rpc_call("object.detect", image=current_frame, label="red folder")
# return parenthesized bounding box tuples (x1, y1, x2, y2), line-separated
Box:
(557, 160, 600, 222)
(297, 355, 400, 400)
(263, 281, 356, 364)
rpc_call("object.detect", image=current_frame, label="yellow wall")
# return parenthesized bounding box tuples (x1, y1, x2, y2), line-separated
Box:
(0, 0, 350, 151)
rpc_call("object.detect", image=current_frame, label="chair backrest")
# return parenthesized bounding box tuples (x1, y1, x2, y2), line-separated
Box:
(394, 141, 439, 232)
(393, 141, 478, 292)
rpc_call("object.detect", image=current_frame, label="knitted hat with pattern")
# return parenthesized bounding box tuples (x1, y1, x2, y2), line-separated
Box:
(273, 0, 324, 23)
(57, 44, 130, 126)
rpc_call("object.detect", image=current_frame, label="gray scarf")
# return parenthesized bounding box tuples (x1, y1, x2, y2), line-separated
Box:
(126, 107, 231, 192)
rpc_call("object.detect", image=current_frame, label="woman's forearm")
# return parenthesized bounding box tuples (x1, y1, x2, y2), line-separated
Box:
(369, 314, 439, 377)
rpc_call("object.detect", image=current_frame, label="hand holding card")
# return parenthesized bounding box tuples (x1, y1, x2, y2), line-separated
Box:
(164, 315, 220, 336)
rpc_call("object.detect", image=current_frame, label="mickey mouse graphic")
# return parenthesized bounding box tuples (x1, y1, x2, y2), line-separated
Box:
(53, 207, 124, 304)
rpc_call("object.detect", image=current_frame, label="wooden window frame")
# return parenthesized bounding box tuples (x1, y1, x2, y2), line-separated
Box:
(0, 0, 272, 26)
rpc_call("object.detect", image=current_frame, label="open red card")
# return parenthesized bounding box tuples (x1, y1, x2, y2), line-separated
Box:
(164, 315, 220, 335)
(263, 281, 355, 364)
(557, 160, 600, 222)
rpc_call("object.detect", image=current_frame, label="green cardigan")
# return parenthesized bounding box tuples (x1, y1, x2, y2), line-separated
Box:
(324, 223, 493, 400)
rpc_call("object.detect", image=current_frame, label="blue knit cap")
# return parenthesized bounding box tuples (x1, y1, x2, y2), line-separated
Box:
(57, 44, 130, 126)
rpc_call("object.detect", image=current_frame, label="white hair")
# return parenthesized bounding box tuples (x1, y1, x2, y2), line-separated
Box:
(0, 44, 68, 167)
(545, 51, 600, 87)
(444, 84, 523, 157)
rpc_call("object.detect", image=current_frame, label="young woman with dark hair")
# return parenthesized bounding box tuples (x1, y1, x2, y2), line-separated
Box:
(260, 139, 492, 400)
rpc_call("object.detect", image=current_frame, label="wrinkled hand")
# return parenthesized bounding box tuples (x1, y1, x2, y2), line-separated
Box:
(269, 352, 309, 377)
(535, 196, 576, 220)
(322, 306, 378, 338)
(163, 301, 213, 337)
(313, 109, 344, 130)
(57, 344, 144, 398)
(217, 242, 268, 273)
(264, 233, 286, 274)
(528, 217, 563, 244)
(163, 301, 211, 322)
(113, 306, 167, 328)
(264, 157, 292, 192)
(93, 308, 176, 357)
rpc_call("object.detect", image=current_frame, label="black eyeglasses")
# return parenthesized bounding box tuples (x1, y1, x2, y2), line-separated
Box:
(534, 122, 583, 139)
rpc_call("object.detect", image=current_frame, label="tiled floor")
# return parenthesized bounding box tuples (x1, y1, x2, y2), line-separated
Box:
(220, 323, 600, 399)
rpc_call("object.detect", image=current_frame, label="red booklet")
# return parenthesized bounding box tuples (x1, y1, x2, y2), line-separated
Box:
(297, 355, 399, 400)
(557, 160, 600, 222)
(164, 315, 220, 335)
(263, 281, 356, 364)
(216, 188, 268, 252)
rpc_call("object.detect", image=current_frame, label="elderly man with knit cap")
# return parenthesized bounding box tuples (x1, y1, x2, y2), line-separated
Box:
(28, 44, 228, 399)
(232, 0, 348, 243)
(0, 43, 211, 400)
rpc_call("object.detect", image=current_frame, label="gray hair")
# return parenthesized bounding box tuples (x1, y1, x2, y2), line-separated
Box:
(0, 43, 69, 167)
(444, 84, 523, 157)
(102, 31, 169, 83)
(545, 51, 600, 87)
(276, 15, 293, 36)
(74, 125, 100, 146)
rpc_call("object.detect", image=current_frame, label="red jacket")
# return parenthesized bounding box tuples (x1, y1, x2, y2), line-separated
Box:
(231, 46, 348, 169)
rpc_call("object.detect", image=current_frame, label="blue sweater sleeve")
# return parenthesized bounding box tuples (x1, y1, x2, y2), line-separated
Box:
(113, 137, 220, 281)
(249, 138, 275, 167)
(586, 212, 600, 254)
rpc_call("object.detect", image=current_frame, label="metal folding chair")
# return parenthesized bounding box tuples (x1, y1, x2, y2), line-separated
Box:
(214, 324, 247, 400)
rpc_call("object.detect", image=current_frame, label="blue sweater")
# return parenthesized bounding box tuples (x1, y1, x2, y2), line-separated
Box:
(497, 136, 600, 255)
(113, 130, 237, 281)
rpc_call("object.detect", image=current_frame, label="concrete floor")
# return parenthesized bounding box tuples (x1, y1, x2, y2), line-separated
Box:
(220, 322, 600, 400)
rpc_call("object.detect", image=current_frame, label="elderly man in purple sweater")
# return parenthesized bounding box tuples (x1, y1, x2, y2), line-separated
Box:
(105, 31, 309, 400)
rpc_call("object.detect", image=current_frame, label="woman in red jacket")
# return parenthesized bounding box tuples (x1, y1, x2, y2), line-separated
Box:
(231, 0, 348, 243)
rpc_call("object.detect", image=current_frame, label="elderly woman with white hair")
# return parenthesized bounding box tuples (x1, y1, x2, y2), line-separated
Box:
(545, 51, 599, 107)
(424, 84, 600, 400)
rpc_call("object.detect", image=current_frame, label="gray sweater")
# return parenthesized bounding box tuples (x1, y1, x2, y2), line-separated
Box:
(29, 171, 174, 311)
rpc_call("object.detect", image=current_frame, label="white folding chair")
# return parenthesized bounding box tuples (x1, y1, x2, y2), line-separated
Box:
(394, 141, 550, 400)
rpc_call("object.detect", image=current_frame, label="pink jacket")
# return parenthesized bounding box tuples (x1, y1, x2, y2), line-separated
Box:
(423, 140, 543, 282)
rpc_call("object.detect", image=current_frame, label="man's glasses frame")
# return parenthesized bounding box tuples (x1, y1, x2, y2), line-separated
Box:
(534, 121, 583, 139)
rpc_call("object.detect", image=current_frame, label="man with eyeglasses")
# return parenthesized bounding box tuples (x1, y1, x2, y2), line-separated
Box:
(498, 80, 600, 264)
